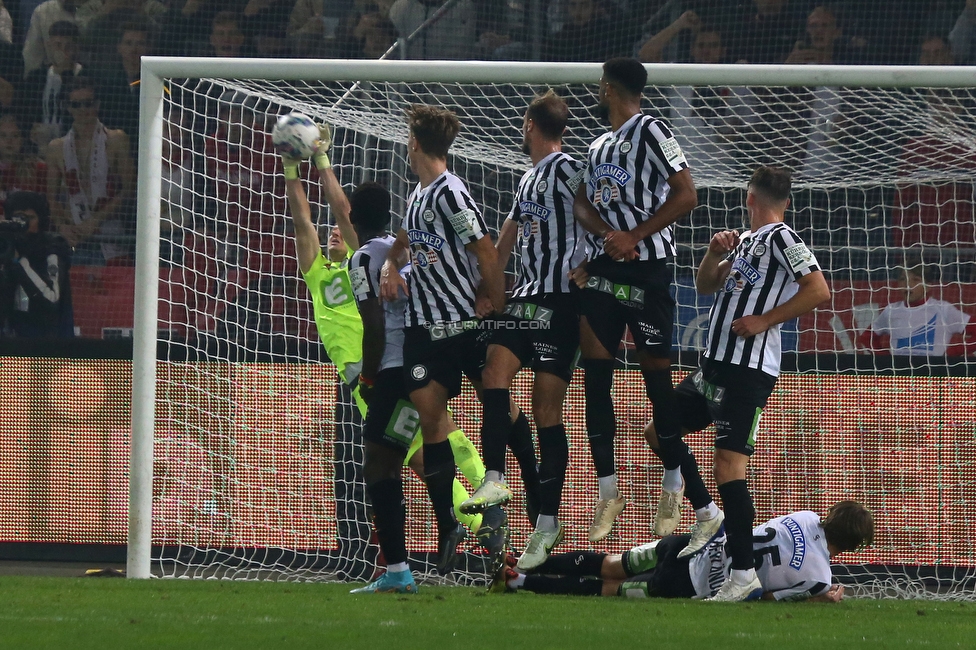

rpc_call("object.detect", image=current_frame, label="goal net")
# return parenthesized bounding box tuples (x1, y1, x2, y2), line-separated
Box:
(131, 59, 976, 598)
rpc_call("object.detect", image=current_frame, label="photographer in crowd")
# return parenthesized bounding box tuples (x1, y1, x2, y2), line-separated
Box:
(0, 190, 73, 338)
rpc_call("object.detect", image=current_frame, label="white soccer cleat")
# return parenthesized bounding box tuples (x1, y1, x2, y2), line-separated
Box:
(459, 479, 513, 515)
(588, 496, 626, 543)
(652, 483, 685, 537)
(705, 574, 763, 602)
(517, 524, 565, 571)
(676, 510, 725, 559)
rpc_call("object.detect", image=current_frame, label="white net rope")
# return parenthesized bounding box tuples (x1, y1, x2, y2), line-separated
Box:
(149, 72, 976, 597)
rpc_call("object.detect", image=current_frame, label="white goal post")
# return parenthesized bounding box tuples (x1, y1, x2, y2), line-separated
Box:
(130, 58, 976, 595)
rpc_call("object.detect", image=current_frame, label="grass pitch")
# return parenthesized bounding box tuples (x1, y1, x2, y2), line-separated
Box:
(1, 577, 974, 649)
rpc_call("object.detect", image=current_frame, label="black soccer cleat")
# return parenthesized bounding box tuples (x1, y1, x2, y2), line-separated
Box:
(436, 523, 467, 575)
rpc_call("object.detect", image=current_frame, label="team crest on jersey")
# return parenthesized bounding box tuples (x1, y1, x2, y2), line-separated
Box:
(724, 257, 760, 292)
(619, 141, 632, 153)
(753, 243, 767, 257)
(589, 163, 631, 207)
(412, 249, 440, 269)
(521, 219, 540, 239)
(423, 209, 435, 223)
(410, 364, 427, 380)
(536, 180, 548, 193)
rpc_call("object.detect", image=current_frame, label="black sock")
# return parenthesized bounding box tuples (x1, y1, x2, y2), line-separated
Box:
(642, 369, 682, 470)
(585, 359, 616, 477)
(366, 478, 407, 566)
(658, 437, 712, 510)
(480, 388, 511, 474)
(536, 550, 605, 577)
(423, 440, 457, 536)
(718, 479, 756, 571)
(509, 410, 540, 498)
(537, 424, 568, 517)
(523, 575, 604, 596)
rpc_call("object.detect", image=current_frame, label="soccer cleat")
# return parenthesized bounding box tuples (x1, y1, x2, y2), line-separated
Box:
(487, 556, 519, 594)
(517, 524, 565, 571)
(652, 483, 685, 537)
(676, 510, 726, 559)
(436, 523, 467, 575)
(588, 496, 626, 543)
(349, 570, 418, 594)
(459, 479, 513, 515)
(476, 505, 509, 568)
(705, 574, 763, 602)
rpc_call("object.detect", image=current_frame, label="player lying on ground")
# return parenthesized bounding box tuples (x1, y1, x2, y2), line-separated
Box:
(462, 90, 587, 572)
(491, 500, 873, 602)
(279, 122, 502, 589)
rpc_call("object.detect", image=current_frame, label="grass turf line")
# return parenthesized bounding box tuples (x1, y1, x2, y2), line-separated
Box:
(1, 577, 974, 649)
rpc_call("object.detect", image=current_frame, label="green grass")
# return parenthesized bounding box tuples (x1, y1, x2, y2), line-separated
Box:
(1, 577, 974, 649)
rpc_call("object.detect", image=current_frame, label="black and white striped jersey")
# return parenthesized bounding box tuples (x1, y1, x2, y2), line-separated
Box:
(505, 151, 586, 297)
(350, 234, 407, 371)
(584, 113, 690, 261)
(703, 222, 821, 377)
(403, 170, 488, 327)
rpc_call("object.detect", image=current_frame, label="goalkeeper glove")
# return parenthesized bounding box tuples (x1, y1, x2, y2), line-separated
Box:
(312, 123, 333, 170)
(281, 154, 301, 180)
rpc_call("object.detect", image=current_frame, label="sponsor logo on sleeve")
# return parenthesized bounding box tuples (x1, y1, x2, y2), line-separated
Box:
(447, 208, 482, 239)
(659, 137, 687, 167)
(348, 266, 369, 298)
(784, 243, 815, 273)
(566, 168, 585, 194)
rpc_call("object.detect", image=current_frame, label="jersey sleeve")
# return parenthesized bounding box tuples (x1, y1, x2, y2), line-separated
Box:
(767, 580, 831, 601)
(771, 227, 821, 280)
(349, 248, 379, 304)
(506, 169, 533, 223)
(940, 302, 971, 334)
(644, 118, 689, 179)
(558, 157, 587, 197)
(439, 184, 487, 244)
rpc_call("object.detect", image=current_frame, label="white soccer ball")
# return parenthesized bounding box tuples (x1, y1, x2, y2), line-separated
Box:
(271, 112, 321, 160)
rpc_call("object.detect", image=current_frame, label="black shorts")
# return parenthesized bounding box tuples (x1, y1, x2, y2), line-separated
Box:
(672, 359, 777, 456)
(619, 534, 696, 599)
(489, 292, 580, 384)
(579, 255, 675, 358)
(403, 324, 486, 398)
(362, 367, 421, 453)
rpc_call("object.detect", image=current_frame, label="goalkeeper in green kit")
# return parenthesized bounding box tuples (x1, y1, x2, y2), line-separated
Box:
(280, 121, 505, 590)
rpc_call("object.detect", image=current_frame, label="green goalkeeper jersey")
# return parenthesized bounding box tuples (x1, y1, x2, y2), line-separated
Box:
(303, 249, 363, 387)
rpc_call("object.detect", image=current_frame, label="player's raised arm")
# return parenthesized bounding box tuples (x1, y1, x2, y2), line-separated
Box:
(380, 228, 410, 301)
(695, 229, 739, 294)
(310, 123, 358, 251)
(282, 160, 320, 275)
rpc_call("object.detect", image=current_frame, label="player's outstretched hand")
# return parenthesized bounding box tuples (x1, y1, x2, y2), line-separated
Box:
(380, 260, 408, 301)
(603, 230, 639, 261)
(568, 263, 589, 289)
(280, 152, 302, 180)
(708, 229, 739, 255)
(312, 123, 333, 170)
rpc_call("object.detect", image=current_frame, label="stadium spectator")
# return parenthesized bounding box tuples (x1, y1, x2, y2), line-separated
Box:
(491, 501, 874, 602)
(22, 0, 97, 75)
(0, 37, 22, 111)
(17, 20, 82, 153)
(155, 0, 225, 57)
(206, 10, 251, 57)
(46, 76, 134, 265)
(80, 0, 165, 68)
(637, 9, 705, 63)
(241, 0, 292, 55)
(388, 0, 477, 60)
(859, 264, 976, 358)
(646, 167, 830, 602)
(93, 20, 150, 147)
(542, 0, 626, 63)
(570, 58, 698, 544)
(287, 0, 353, 58)
(919, 33, 956, 66)
(729, 0, 805, 64)
(783, 5, 868, 66)
(0, 1, 12, 43)
(349, 11, 395, 58)
(0, 189, 73, 338)
(0, 114, 46, 218)
(950, 0, 976, 64)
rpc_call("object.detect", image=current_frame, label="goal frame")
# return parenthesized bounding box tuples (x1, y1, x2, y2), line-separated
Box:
(129, 58, 976, 579)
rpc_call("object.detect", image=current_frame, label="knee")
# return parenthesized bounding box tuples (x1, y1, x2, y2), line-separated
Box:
(713, 451, 748, 485)
(533, 402, 561, 429)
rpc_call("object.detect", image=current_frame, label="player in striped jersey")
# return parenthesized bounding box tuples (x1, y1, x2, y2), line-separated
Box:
(380, 105, 537, 571)
(571, 57, 699, 543)
(645, 166, 831, 602)
(280, 127, 495, 588)
(459, 91, 586, 570)
(491, 500, 874, 602)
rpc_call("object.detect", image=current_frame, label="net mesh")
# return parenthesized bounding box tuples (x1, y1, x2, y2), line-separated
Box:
(146, 71, 976, 597)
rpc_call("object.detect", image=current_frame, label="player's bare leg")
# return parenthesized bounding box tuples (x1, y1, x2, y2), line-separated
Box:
(580, 315, 625, 542)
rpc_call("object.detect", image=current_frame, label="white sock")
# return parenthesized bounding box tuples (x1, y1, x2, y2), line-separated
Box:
(696, 502, 720, 521)
(730, 568, 756, 585)
(536, 515, 558, 533)
(387, 562, 410, 574)
(598, 475, 618, 501)
(510, 572, 526, 589)
(661, 468, 683, 493)
(485, 470, 505, 484)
